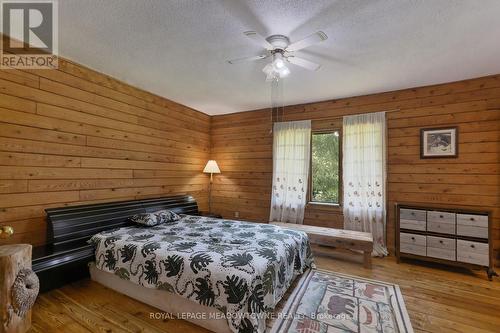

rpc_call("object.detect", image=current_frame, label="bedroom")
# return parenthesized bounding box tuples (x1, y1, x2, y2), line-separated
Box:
(0, 1, 499, 333)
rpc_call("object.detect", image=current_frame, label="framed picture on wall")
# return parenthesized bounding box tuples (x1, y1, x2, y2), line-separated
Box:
(420, 127, 458, 158)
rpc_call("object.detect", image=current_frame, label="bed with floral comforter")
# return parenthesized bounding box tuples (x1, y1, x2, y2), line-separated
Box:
(89, 215, 313, 333)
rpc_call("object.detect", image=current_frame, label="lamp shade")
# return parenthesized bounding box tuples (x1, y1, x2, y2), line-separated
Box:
(203, 160, 221, 174)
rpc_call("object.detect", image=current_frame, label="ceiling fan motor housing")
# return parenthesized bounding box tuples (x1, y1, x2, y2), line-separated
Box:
(266, 35, 290, 50)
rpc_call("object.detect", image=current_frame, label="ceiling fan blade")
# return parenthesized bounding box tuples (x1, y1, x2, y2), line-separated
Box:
(227, 54, 268, 64)
(286, 31, 328, 52)
(287, 56, 321, 71)
(244, 31, 274, 50)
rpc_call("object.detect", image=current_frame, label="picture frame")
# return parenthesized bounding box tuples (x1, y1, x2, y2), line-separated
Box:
(420, 127, 458, 158)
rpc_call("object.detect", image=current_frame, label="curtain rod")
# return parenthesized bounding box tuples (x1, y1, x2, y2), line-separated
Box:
(272, 109, 401, 123)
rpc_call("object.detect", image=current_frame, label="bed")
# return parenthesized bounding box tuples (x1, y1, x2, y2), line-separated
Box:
(89, 214, 313, 333)
(43, 195, 313, 333)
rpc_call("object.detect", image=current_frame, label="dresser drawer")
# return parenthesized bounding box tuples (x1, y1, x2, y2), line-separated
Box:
(427, 236, 455, 261)
(400, 209, 426, 231)
(400, 233, 426, 256)
(427, 221, 455, 235)
(457, 240, 489, 266)
(400, 232, 426, 246)
(427, 211, 455, 235)
(456, 214, 488, 239)
(401, 209, 427, 221)
(427, 236, 455, 249)
(427, 211, 455, 224)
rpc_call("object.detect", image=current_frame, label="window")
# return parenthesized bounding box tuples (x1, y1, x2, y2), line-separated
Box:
(310, 131, 341, 205)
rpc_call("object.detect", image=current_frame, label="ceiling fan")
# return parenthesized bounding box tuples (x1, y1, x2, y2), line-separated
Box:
(228, 31, 328, 81)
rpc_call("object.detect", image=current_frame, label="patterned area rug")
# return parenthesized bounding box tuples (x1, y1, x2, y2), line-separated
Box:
(269, 269, 413, 333)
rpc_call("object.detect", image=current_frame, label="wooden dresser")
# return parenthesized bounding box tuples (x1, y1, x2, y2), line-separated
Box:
(395, 203, 497, 280)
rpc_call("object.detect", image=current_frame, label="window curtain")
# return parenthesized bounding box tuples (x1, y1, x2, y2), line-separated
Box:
(270, 120, 311, 224)
(343, 112, 388, 256)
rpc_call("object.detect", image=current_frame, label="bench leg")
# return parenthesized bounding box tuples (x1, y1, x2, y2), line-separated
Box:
(363, 251, 372, 269)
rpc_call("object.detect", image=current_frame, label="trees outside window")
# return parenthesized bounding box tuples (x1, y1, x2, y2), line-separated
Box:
(310, 131, 341, 204)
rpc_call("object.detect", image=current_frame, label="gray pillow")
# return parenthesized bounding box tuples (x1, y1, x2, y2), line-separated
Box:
(130, 210, 181, 226)
(157, 209, 181, 223)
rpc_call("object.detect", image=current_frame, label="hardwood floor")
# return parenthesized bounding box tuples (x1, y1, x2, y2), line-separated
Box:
(29, 249, 500, 333)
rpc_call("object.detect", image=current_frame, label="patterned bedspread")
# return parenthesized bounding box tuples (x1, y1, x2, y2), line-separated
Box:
(89, 215, 313, 333)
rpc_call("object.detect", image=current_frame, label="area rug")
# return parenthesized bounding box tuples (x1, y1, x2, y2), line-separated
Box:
(269, 269, 413, 333)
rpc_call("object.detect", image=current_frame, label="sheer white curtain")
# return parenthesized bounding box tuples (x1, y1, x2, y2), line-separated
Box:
(270, 120, 311, 224)
(343, 112, 388, 256)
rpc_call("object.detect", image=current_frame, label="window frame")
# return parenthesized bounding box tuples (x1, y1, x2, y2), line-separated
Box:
(308, 128, 343, 207)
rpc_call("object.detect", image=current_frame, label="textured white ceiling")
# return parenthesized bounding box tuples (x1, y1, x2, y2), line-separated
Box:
(59, 0, 500, 115)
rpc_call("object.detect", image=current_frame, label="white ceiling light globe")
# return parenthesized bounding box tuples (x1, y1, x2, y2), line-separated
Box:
(279, 66, 290, 77)
(273, 53, 285, 70)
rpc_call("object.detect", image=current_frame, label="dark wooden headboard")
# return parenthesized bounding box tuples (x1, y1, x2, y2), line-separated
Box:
(34, 195, 199, 292)
(45, 194, 199, 247)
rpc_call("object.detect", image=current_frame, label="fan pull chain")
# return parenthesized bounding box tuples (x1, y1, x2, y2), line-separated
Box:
(270, 76, 286, 132)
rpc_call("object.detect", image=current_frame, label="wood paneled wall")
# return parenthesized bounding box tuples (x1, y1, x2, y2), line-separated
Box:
(0, 55, 498, 264)
(210, 75, 500, 263)
(0, 59, 211, 246)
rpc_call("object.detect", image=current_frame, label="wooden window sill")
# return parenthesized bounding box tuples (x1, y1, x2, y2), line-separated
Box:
(307, 202, 343, 212)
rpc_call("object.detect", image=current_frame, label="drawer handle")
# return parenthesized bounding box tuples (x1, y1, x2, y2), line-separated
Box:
(411, 212, 415, 216)
(439, 215, 444, 218)
(439, 240, 443, 244)
(411, 237, 415, 241)
(470, 218, 475, 221)
(470, 244, 475, 248)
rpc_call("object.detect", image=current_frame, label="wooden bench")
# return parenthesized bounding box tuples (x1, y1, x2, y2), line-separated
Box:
(271, 222, 374, 268)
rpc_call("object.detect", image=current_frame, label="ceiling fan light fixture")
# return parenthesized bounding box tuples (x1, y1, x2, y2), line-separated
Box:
(265, 72, 278, 82)
(273, 53, 285, 69)
(278, 66, 290, 77)
(262, 63, 273, 74)
(263, 55, 289, 81)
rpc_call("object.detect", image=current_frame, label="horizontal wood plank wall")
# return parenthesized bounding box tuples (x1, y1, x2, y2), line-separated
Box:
(210, 75, 500, 264)
(0, 58, 210, 246)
